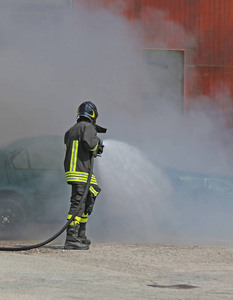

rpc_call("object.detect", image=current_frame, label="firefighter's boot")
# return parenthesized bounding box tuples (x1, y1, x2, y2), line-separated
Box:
(78, 222, 91, 245)
(64, 224, 89, 250)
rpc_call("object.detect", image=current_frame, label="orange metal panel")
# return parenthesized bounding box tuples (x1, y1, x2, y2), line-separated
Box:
(218, 0, 225, 66)
(224, 0, 233, 67)
(199, 0, 208, 64)
(213, 0, 220, 66)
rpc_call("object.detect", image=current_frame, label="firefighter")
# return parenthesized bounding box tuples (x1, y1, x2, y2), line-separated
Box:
(64, 101, 106, 250)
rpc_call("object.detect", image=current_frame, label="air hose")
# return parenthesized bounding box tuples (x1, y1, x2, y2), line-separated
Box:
(0, 156, 94, 251)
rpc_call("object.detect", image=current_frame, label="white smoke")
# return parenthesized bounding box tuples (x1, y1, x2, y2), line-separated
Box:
(0, 2, 233, 244)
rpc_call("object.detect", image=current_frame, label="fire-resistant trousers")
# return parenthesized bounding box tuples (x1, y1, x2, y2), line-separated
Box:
(67, 183, 100, 225)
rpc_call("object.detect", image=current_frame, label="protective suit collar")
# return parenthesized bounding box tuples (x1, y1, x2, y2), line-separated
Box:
(95, 124, 107, 133)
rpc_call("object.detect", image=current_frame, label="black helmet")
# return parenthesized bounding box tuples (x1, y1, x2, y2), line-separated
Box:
(77, 101, 98, 123)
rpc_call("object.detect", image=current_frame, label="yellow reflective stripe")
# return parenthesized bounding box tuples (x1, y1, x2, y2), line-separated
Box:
(70, 140, 78, 172)
(80, 213, 88, 223)
(65, 171, 97, 179)
(65, 172, 98, 184)
(70, 142, 74, 171)
(89, 186, 98, 196)
(73, 142, 78, 171)
(67, 214, 81, 224)
(65, 144, 67, 151)
(90, 180, 97, 185)
(80, 219, 87, 223)
(66, 175, 92, 180)
(91, 143, 98, 152)
(66, 174, 88, 179)
(70, 221, 78, 225)
(66, 177, 97, 183)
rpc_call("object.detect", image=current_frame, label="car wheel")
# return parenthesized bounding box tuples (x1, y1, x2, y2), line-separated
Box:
(0, 198, 26, 237)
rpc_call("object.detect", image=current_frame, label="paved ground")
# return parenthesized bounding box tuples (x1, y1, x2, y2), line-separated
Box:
(0, 238, 233, 300)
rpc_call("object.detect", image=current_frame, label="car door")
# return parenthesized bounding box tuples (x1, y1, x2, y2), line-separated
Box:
(6, 137, 69, 220)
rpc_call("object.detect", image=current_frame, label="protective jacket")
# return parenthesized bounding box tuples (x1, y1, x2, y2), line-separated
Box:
(64, 119, 100, 196)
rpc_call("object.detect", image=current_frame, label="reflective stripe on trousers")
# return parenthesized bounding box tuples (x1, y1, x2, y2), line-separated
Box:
(67, 213, 88, 225)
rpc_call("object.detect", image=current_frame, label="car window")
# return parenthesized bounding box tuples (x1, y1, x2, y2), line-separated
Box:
(179, 176, 204, 190)
(206, 179, 233, 193)
(12, 150, 30, 169)
(27, 140, 64, 170)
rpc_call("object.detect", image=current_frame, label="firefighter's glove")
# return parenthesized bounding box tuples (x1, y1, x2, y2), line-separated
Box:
(85, 205, 94, 215)
(85, 194, 96, 215)
(97, 140, 104, 156)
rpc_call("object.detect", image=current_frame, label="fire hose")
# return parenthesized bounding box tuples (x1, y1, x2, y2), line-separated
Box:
(0, 156, 94, 251)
